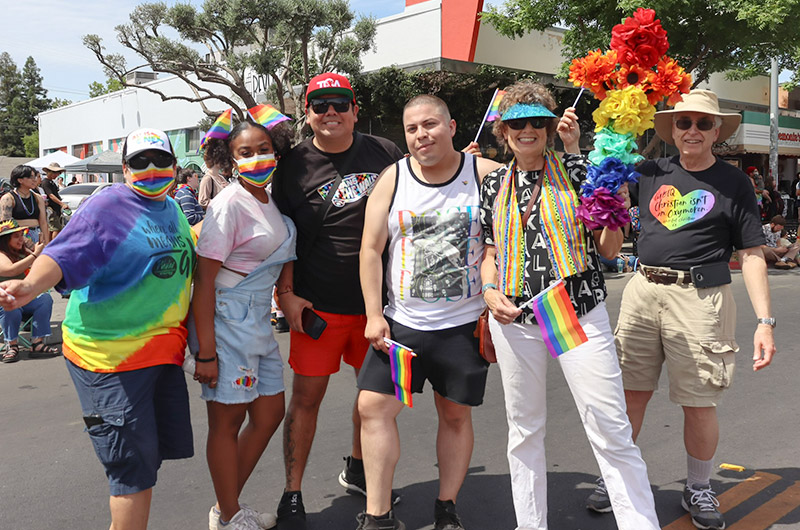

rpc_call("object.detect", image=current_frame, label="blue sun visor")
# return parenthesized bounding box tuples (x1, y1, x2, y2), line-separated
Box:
(501, 103, 557, 121)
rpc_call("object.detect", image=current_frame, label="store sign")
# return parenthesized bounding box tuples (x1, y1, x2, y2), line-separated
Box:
(729, 123, 800, 155)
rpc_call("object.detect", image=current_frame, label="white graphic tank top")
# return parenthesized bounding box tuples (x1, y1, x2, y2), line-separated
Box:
(384, 153, 484, 331)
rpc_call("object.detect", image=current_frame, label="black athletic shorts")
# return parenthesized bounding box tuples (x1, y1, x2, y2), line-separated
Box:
(357, 317, 489, 407)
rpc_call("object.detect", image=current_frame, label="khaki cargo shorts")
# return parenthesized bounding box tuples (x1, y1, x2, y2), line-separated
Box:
(615, 271, 738, 407)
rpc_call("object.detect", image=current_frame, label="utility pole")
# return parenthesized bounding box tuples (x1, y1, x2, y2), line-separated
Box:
(769, 57, 779, 186)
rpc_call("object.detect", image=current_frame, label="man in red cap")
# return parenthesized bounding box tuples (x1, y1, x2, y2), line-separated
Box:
(270, 72, 404, 530)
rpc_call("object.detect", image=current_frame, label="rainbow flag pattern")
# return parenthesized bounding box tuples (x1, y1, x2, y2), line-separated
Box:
(247, 104, 290, 129)
(529, 280, 588, 358)
(385, 338, 416, 407)
(199, 108, 233, 150)
(236, 154, 277, 187)
(485, 89, 507, 122)
(129, 166, 175, 199)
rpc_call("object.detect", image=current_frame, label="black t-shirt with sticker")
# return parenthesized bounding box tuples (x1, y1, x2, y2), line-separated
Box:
(631, 156, 764, 270)
(41, 178, 61, 216)
(272, 133, 404, 314)
(480, 153, 607, 324)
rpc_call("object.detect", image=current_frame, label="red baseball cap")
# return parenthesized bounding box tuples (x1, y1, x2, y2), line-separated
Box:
(305, 73, 355, 106)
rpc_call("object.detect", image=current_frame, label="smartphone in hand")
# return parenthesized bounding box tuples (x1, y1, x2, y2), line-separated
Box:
(301, 307, 327, 340)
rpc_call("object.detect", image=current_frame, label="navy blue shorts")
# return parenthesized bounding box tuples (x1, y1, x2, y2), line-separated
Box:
(357, 318, 488, 406)
(66, 360, 194, 496)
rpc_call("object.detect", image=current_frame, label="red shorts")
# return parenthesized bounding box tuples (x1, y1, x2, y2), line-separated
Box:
(288, 311, 369, 376)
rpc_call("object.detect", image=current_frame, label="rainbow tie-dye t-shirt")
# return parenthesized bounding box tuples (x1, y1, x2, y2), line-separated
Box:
(43, 184, 196, 373)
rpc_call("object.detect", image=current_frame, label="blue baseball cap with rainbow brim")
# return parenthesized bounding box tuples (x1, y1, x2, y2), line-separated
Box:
(501, 103, 557, 121)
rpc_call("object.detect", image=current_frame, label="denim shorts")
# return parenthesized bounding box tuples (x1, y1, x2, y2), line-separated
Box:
(201, 288, 284, 404)
(66, 360, 194, 496)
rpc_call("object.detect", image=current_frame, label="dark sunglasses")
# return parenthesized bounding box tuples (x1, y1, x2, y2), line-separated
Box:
(505, 117, 551, 130)
(674, 117, 717, 131)
(309, 97, 351, 115)
(127, 151, 175, 171)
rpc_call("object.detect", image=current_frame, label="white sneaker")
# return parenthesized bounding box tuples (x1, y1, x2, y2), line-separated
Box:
(209, 504, 277, 530)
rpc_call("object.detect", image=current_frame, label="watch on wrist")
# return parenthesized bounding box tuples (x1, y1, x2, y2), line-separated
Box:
(481, 283, 498, 294)
(757, 317, 776, 328)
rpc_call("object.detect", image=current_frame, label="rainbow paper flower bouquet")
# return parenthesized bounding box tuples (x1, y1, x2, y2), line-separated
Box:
(568, 8, 692, 230)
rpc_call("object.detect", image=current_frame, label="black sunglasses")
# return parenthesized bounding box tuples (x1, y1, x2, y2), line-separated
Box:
(309, 97, 351, 115)
(674, 117, 716, 131)
(505, 117, 551, 130)
(127, 151, 175, 171)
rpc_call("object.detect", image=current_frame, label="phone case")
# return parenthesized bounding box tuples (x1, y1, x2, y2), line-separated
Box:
(301, 308, 327, 340)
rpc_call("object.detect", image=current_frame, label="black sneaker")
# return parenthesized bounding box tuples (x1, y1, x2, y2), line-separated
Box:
(434, 499, 464, 530)
(355, 511, 406, 530)
(586, 477, 613, 513)
(338, 456, 401, 505)
(276, 491, 306, 530)
(275, 316, 289, 333)
(681, 484, 725, 530)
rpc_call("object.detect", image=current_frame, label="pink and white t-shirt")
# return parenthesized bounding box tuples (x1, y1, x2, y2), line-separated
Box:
(197, 181, 289, 279)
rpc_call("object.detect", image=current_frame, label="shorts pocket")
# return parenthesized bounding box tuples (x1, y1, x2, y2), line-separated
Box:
(85, 409, 137, 469)
(698, 340, 737, 389)
(217, 298, 249, 323)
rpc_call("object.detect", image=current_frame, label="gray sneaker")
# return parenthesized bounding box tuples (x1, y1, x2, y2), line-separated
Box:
(586, 478, 612, 513)
(355, 511, 406, 530)
(681, 484, 725, 530)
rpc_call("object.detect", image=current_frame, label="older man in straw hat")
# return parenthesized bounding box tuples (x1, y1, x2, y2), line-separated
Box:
(41, 162, 70, 238)
(585, 89, 775, 530)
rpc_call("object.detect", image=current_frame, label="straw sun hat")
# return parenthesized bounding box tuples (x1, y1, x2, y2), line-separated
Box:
(653, 89, 741, 145)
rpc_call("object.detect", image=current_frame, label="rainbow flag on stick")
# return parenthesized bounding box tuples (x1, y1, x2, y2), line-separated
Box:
(522, 280, 588, 358)
(247, 104, 290, 129)
(473, 89, 507, 143)
(384, 338, 416, 408)
(485, 89, 507, 122)
(199, 108, 233, 151)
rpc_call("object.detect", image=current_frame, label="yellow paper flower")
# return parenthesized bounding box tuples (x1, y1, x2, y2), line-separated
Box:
(592, 86, 656, 136)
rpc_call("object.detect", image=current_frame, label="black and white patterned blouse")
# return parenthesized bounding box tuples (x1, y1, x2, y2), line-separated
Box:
(480, 153, 607, 324)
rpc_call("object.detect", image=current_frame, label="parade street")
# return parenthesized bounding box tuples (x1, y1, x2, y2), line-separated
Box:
(1, 269, 798, 530)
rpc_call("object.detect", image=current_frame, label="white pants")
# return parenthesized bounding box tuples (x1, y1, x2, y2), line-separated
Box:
(490, 302, 659, 530)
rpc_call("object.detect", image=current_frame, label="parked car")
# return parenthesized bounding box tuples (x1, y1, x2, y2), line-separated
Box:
(60, 182, 113, 211)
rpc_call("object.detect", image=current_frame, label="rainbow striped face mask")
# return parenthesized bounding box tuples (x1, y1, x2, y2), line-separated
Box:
(235, 153, 276, 188)
(129, 163, 175, 200)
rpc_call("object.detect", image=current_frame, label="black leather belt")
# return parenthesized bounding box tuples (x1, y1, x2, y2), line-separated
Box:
(639, 266, 692, 286)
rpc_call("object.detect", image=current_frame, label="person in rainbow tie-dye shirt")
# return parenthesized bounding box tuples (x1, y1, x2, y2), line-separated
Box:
(0, 128, 196, 530)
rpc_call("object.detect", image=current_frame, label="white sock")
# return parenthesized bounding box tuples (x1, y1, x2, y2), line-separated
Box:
(687, 454, 713, 488)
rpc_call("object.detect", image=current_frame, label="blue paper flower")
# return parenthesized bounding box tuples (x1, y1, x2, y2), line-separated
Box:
(582, 157, 639, 196)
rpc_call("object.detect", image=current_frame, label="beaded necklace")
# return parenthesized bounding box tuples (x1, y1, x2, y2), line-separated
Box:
(15, 190, 35, 217)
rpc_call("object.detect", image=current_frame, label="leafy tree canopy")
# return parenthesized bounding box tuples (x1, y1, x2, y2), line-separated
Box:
(482, 0, 800, 88)
(0, 54, 50, 156)
(84, 0, 377, 128)
(89, 78, 125, 98)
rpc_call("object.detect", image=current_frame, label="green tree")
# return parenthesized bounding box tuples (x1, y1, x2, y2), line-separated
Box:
(0, 55, 50, 156)
(23, 130, 39, 157)
(482, 0, 800, 87)
(0, 52, 22, 155)
(88, 77, 125, 98)
(84, 0, 377, 128)
(51, 97, 73, 108)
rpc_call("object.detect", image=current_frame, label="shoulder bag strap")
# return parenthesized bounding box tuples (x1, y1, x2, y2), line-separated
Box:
(521, 178, 542, 227)
(298, 132, 364, 259)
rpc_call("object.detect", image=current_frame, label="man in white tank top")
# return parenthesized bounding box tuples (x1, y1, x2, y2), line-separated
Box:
(356, 96, 501, 530)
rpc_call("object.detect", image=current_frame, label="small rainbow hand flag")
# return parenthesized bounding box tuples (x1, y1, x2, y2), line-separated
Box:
(485, 89, 507, 122)
(524, 280, 588, 358)
(384, 338, 416, 408)
(248, 104, 290, 129)
(199, 108, 233, 151)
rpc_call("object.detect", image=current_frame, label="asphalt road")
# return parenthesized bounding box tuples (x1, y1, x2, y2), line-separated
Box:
(1, 269, 799, 530)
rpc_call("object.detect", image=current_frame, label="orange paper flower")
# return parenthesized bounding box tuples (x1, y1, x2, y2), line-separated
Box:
(569, 49, 619, 100)
(650, 57, 692, 105)
(614, 63, 655, 91)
